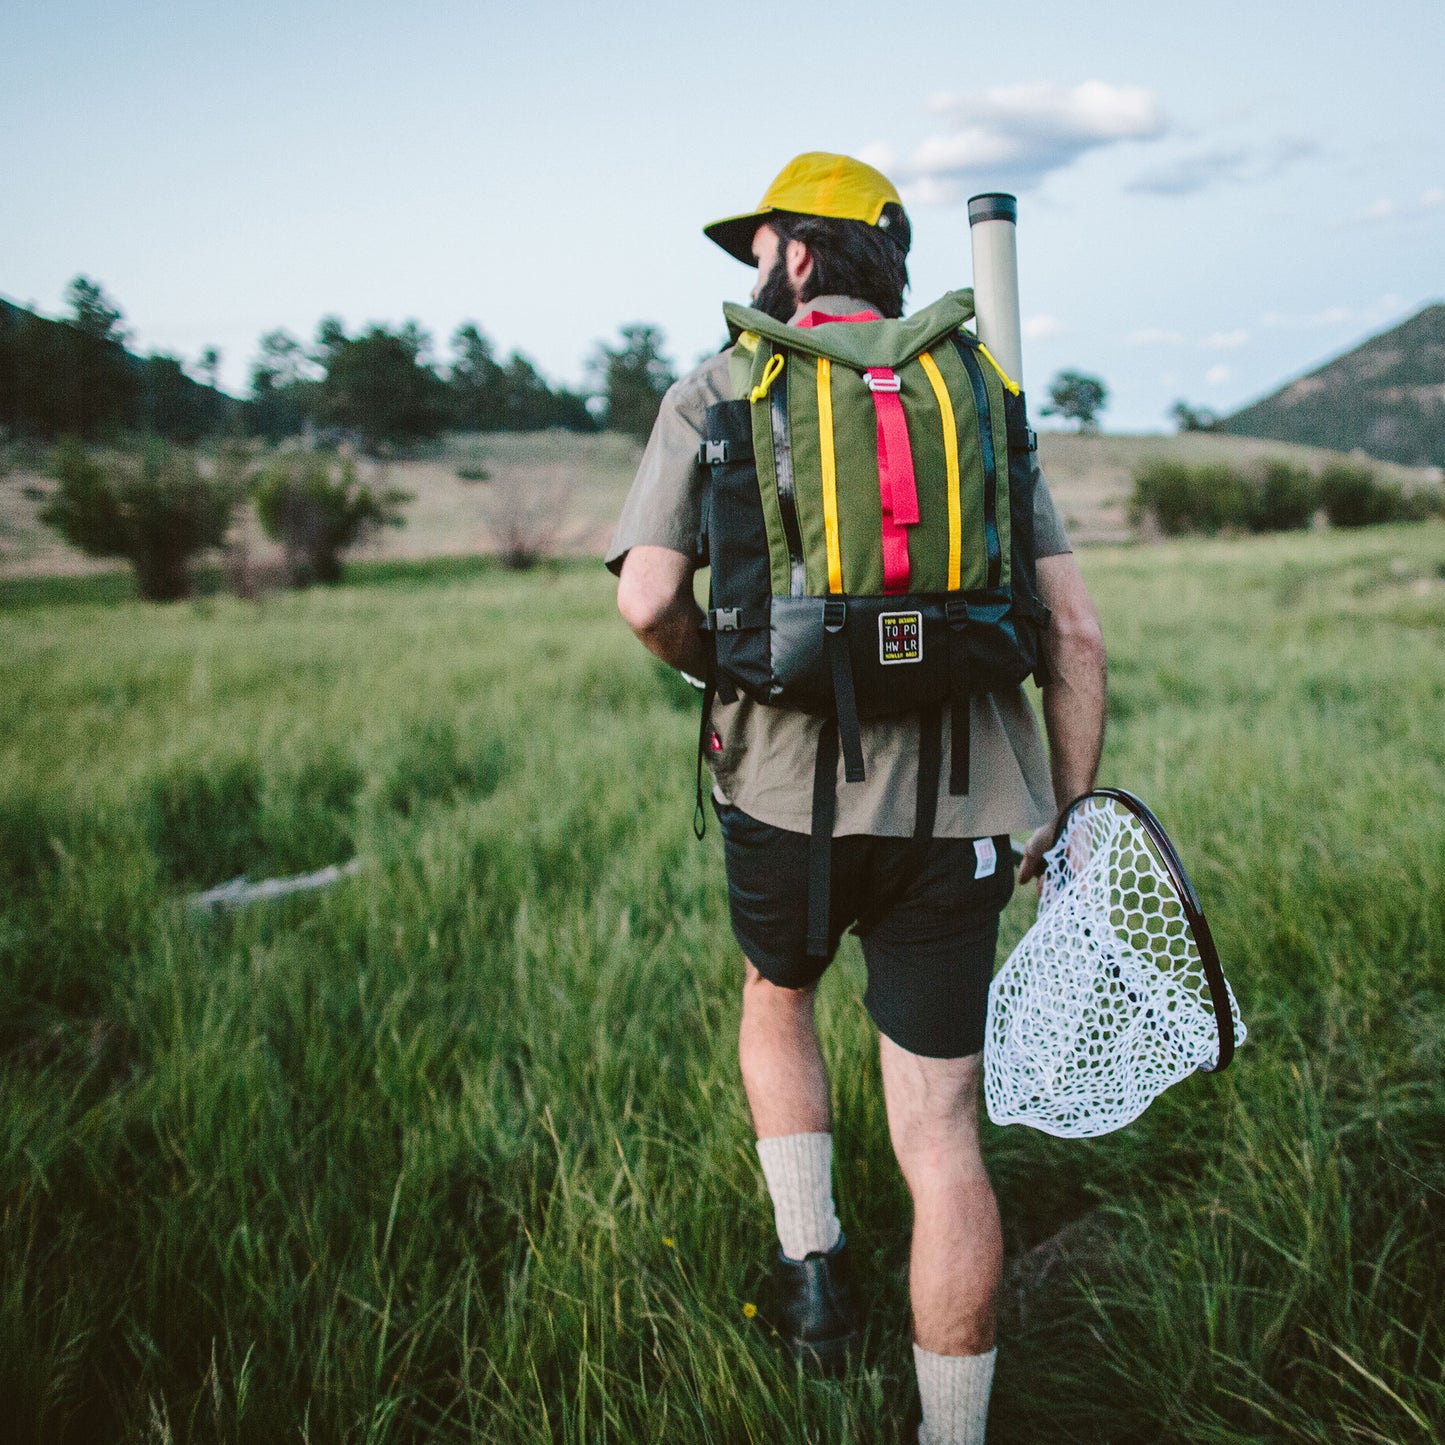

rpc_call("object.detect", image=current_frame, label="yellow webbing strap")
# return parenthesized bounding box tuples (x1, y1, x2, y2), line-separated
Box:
(816, 357, 843, 593)
(749, 351, 785, 403)
(977, 342, 1021, 396)
(918, 350, 962, 591)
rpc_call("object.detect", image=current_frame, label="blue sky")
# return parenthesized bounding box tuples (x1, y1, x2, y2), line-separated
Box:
(5, 0, 1442, 430)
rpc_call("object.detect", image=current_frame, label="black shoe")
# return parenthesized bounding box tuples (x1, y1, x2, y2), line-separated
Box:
(767, 1235, 859, 1375)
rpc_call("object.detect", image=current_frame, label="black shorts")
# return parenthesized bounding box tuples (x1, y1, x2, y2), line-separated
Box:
(716, 801, 1015, 1059)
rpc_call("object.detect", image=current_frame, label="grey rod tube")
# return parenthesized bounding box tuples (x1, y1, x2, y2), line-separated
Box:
(967, 192, 1023, 389)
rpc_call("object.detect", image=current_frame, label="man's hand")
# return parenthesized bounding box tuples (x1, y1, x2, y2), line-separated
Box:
(1017, 821, 1054, 885)
(616, 544, 709, 680)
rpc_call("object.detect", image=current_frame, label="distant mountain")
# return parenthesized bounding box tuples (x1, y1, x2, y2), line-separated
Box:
(1218, 304, 1445, 468)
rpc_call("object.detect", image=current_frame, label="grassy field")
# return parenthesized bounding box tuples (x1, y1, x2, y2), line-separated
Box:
(3, 524, 1443, 1442)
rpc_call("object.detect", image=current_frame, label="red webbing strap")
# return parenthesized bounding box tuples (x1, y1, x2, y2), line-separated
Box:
(866, 368, 919, 594)
(795, 309, 882, 327)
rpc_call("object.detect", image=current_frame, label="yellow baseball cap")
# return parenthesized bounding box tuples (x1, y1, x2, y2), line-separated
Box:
(704, 151, 909, 265)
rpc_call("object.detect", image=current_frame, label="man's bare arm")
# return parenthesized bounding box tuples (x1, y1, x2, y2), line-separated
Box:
(1019, 552, 1107, 882)
(616, 543, 709, 680)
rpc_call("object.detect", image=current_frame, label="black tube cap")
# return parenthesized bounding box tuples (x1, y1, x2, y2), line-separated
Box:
(967, 192, 1017, 226)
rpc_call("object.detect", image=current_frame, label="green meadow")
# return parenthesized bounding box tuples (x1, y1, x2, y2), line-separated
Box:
(3, 524, 1443, 1443)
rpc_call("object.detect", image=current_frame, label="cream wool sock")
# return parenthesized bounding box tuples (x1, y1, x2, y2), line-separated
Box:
(755, 1132, 843, 1260)
(914, 1343, 997, 1445)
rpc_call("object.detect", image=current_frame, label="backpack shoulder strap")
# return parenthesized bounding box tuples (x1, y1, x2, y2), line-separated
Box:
(728, 329, 761, 398)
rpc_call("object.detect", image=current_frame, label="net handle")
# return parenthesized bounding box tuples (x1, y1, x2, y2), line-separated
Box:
(1053, 787, 1236, 1072)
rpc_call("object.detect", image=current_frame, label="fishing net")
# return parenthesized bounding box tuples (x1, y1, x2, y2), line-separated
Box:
(985, 790, 1245, 1139)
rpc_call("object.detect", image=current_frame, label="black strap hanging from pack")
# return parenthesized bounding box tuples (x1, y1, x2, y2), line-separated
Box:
(824, 600, 864, 784)
(805, 720, 841, 958)
(945, 598, 971, 796)
(805, 599, 866, 956)
(694, 680, 715, 839)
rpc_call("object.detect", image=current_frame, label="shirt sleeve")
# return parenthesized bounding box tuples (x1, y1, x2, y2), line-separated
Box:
(605, 352, 731, 575)
(1031, 455, 1072, 558)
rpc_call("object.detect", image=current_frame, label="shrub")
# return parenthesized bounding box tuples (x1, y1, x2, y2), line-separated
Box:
(1317, 463, 1421, 527)
(39, 438, 236, 600)
(1130, 460, 1255, 536)
(1253, 461, 1320, 532)
(1133, 456, 1438, 538)
(480, 465, 576, 570)
(1169, 399, 1217, 433)
(254, 451, 408, 586)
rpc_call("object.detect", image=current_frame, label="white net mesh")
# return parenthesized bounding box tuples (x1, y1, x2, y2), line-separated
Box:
(985, 794, 1246, 1139)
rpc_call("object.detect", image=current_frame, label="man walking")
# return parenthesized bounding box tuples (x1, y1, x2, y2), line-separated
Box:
(607, 153, 1107, 1444)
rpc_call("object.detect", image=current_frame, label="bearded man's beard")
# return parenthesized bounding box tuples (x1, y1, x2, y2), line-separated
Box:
(752, 250, 800, 323)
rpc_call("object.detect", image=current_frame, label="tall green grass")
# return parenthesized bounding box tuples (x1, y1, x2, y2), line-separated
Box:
(3, 526, 1443, 1442)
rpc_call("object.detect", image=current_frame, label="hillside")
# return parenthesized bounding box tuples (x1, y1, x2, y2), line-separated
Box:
(0, 294, 236, 441)
(1218, 303, 1445, 468)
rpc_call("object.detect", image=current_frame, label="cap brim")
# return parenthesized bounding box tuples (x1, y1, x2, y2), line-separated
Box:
(703, 209, 774, 266)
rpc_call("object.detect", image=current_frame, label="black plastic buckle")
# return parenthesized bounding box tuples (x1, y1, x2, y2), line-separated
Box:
(823, 599, 847, 634)
(945, 598, 970, 630)
(698, 439, 729, 465)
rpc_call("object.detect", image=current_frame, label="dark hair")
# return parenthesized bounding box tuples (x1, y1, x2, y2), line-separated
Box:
(767, 205, 911, 318)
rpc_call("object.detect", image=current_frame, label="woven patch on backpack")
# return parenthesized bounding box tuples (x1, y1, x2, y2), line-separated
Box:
(878, 611, 923, 665)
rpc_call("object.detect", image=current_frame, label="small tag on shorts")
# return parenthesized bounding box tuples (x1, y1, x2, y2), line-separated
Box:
(973, 837, 997, 880)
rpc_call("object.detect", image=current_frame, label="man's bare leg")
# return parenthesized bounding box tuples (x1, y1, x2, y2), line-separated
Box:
(738, 960, 830, 1137)
(880, 1033, 1001, 1442)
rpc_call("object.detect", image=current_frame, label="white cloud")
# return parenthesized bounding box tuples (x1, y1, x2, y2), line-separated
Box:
(1205, 364, 1232, 386)
(1023, 313, 1062, 339)
(1205, 329, 1249, 349)
(1127, 327, 1185, 346)
(856, 140, 897, 174)
(877, 81, 1168, 205)
(1421, 186, 1444, 207)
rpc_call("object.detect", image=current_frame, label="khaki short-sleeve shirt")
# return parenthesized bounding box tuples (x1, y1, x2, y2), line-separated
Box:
(607, 295, 1069, 839)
